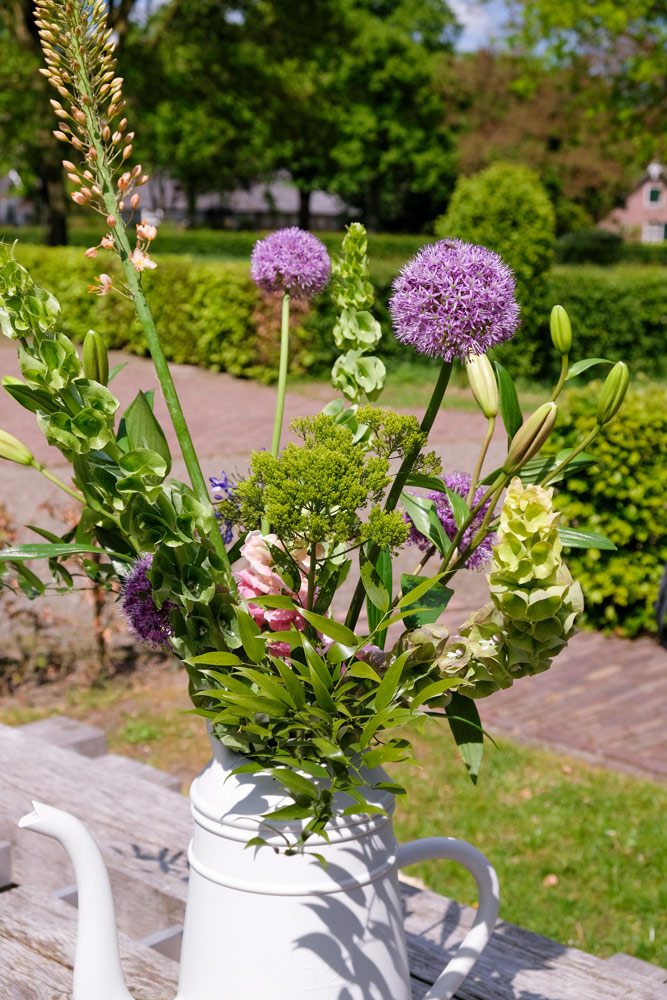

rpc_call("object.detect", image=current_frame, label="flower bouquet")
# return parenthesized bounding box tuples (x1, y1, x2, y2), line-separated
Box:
(1, 0, 630, 854)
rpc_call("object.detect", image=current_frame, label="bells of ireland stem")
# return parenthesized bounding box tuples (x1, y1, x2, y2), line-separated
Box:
(465, 353, 498, 418)
(502, 401, 558, 474)
(82, 329, 109, 386)
(596, 361, 629, 425)
(550, 305, 572, 355)
(0, 429, 33, 466)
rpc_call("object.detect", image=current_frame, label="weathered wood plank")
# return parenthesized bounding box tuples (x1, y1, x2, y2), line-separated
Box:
(1, 724, 189, 940)
(0, 885, 179, 1000)
(16, 716, 107, 758)
(605, 954, 667, 985)
(402, 884, 667, 999)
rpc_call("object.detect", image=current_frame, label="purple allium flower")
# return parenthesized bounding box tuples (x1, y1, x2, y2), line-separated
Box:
(210, 470, 238, 545)
(405, 472, 496, 570)
(250, 227, 331, 299)
(389, 239, 519, 361)
(120, 554, 174, 650)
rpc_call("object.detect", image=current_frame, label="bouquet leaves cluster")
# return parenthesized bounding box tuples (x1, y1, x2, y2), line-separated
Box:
(0, 0, 629, 853)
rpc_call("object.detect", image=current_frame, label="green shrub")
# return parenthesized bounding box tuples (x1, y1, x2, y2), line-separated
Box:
(550, 381, 667, 637)
(555, 229, 623, 266)
(618, 242, 667, 266)
(435, 163, 556, 379)
(547, 266, 667, 381)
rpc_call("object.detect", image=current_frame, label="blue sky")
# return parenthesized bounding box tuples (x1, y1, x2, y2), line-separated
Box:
(451, 0, 509, 51)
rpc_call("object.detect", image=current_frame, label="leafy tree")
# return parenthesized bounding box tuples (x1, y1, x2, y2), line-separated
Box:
(437, 50, 637, 229)
(436, 162, 555, 377)
(507, 0, 667, 164)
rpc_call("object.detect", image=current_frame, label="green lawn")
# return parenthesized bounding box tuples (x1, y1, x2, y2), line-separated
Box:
(391, 724, 666, 965)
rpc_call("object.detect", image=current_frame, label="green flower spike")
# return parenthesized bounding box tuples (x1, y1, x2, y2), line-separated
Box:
(437, 477, 583, 698)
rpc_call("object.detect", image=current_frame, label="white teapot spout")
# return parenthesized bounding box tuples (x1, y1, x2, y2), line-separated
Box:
(19, 801, 136, 1000)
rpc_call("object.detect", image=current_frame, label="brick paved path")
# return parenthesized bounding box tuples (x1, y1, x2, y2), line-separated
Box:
(1, 341, 665, 781)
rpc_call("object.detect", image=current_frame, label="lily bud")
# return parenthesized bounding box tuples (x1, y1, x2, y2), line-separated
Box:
(596, 361, 629, 425)
(130, 193, 140, 209)
(550, 305, 572, 355)
(465, 353, 498, 418)
(503, 401, 558, 474)
(106, 214, 117, 227)
(0, 430, 34, 466)
(82, 330, 109, 386)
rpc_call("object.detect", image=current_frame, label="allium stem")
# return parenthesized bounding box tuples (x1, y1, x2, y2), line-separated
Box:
(345, 359, 453, 631)
(270, 293, 291, 458)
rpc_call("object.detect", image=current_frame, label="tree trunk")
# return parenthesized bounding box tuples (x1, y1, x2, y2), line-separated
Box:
(40, 151, 68, 246)
(298, 188, 311, 230)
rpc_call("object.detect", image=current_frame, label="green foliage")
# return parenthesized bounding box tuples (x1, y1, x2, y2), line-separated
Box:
(547, 266, 667, 381)
(226, 412, 410, 550)
(330, 223, 385, 402)
(435, 163, 556, 379)
(555, 229, 623, 266)
(548, 382, 667, 636)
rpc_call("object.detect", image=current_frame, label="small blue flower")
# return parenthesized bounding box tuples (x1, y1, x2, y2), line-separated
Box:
(210, 470, 238, 544)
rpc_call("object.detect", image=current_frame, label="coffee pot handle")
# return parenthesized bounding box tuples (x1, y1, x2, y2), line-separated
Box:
(397, 837, 499, 1000)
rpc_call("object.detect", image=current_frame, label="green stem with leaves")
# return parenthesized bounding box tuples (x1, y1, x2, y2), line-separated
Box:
(345, 359, 453, 631)
(551, 355, 569, 402)
(32, 461, 84, 504)
(466, 415, 495, 504)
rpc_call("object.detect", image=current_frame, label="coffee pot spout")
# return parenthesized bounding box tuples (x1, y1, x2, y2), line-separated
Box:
(19, 801, 137, 1000)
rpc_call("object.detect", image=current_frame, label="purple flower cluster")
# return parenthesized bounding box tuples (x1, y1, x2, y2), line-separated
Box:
(389, 239, 519, 361)
(250, 227, 331, 299)
(210, 470, 238, 545)
(405, 472, 496, 570)
(120, 554, 174, 650)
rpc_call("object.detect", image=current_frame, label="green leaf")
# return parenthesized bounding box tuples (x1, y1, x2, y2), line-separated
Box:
(445, 692, 484, 783)
(0, 542, 104, 561)
(411, 678, 460, 709)
(123, 390, 171, 472)
(188, 651, 243, 666)
(395, 571, 447, 608)
(271, 768, 319, 802)
(442, 487, 470, 530)
(272, 658, 307, 709)
(374, 650, 409, 713)
(235, 610, 267, 663)
(519, 450, 599, 486)
(314, 559, 350, 615)
(236, 667, 295, 708)
(493, 360, 523, 440)
(107, 362, 127, 384)
(401, 491, 451, 555)
(558, 527, 616, 550)
(325, 641, 358, 664)
(566, 358, 614, 380)
(400, 574, 453, 630)
(262, 803, 313, 822)
(359, 548, 390, 612)
(249, 594, 297, 610)
(300, 609, 357, 646)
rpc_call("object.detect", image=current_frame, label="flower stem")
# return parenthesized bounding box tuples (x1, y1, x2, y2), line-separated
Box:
(68, 42, 233, 586)
(551, 355, 569, 402)
(466, 415, 495, 505)
(271, 293, 291, 458)
(345, 359, 453, 631)
(540, 425, 600, 487)
(32, 462, 84, 504)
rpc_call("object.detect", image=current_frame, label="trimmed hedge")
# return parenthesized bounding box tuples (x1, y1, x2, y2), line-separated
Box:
(8, 246, 667, 386)
(547, 266, 667, 381)
(549, 382, 667, 637)
(435, 164, 556, 380)
(555, 229, 623, 266)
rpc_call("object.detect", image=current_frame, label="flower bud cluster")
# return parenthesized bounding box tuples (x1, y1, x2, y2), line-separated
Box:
(35, 0, 150, 240)
(402, 478, 583, 702)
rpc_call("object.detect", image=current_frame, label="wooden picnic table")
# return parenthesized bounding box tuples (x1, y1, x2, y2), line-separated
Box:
(1, 719, 665, 1000)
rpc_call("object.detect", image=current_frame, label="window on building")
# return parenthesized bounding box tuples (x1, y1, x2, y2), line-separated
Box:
(647, 186, 662, 206)
(642, 221, 665, 243)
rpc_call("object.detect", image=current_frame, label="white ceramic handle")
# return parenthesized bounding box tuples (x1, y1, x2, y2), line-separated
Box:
(397, 836, 499, 1000)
